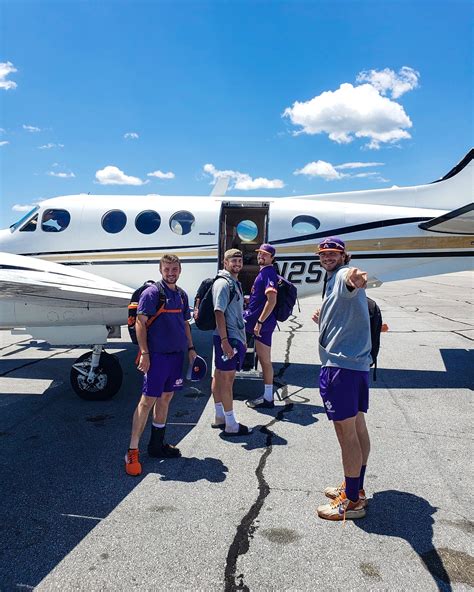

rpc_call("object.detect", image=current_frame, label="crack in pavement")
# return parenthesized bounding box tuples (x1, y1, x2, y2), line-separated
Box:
(223, 317, 302, 592)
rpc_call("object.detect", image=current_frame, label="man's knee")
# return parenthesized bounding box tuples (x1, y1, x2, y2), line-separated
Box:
(334, 416, 357, 436)
(139, 395, 156, 410)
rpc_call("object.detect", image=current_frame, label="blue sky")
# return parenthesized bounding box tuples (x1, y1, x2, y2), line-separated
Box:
(0, 0, 472, 225)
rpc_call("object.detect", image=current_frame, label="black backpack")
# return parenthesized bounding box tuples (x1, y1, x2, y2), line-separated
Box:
(367, 297, 383, 380)
(127, 281, 185, 344)
(193, 275, 237, 331)
(275, 275, 298, 322)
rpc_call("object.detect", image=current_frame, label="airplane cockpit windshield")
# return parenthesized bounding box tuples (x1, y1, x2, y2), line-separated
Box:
(10, 206, 40, 232)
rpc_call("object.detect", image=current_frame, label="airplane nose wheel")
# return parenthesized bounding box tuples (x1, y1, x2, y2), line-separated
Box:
(70, 346, 123, 401)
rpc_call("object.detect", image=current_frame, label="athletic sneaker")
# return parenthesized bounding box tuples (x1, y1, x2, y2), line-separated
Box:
(125, 448, 142, 476)
(317, 492, 366, 521)
(324, 481, 368, 507)
(246, 397, 275, 409)
(148, 443, 182, 458)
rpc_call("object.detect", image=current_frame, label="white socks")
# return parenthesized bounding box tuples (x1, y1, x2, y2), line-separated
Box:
(152, 422, 166, 429)
(224, 409, 239, 430)
(263, 384, 274, 402)
(215, 402, 225, 421)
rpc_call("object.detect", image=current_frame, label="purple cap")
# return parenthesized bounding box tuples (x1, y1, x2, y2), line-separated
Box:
(317, 237, 346, 253)
(255, 243, 276, 257)
(186, 355, 208, 382)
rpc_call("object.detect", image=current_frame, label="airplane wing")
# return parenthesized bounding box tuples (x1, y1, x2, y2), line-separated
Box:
(419, 203, 474, 235)
(0, 252, 133, 309)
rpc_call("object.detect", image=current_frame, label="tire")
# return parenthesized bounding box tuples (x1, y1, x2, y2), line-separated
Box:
(70, 351, 123, 401)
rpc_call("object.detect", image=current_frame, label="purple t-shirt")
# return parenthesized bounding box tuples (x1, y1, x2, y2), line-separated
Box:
(137, 281, 190, 353)
(243, 265, 278, 334)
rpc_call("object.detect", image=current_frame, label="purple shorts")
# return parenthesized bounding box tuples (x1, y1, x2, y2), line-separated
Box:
(319, 367, 369, 421)
(213, 336, 246, 371)
(142, 352, 185, 397)
(249, 331, 273, 347)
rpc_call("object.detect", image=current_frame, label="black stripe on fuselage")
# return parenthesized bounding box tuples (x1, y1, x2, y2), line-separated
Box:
(21, 243, 217, 258)
(55, 251, 474, 267)
(271, 217, 432, 245)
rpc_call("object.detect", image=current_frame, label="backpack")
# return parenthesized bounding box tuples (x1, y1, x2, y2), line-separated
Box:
(127, 281, 185, 344)
(367, 297, 383, 380)
(193, 275, 237, 331)
(274, 275, 298, 322)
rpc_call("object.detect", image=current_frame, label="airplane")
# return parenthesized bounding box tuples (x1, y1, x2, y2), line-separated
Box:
(0, 149, 472, 401)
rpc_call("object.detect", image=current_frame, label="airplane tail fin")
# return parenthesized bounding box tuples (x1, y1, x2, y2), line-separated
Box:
(294, 149, 473, 211)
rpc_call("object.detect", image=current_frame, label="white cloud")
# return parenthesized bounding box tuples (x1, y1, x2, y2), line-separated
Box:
(12, 203, 36, 212)
(0, 62, 17, 90)
(38, 143, 64, 149)
(95, 165, 148, 186)
(203, 163, 284, 190)
(356, 67, 420, 99)
(0, 141, 9, 147)
(294, 159, 388, 182)
(0, 128, 5, 133)
(335, 161, 384, 170)
(147, 170, 175, 179)
(294, 161, 346, 180)
(23, 124, 41, 133)
(283, 67, 418, 149)
(47, 171, 75, 178)
(124, 132, 139, 140)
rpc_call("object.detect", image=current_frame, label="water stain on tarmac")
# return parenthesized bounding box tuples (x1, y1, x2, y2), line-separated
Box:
(421, 547, 474, 586)
(359, 562, 382, 581)
(148, 505, 178, 513)
(85, 414, 114, 425)
(439, 518, 474, 536)
(260, 528, 301, 544)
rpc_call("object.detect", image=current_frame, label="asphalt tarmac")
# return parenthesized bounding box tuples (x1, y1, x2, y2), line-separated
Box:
(0, 271, 473, 592)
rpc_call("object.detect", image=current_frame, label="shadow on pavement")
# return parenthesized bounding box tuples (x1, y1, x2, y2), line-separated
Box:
(268, 348, 474, 390)
(0, 331, 214, 590)
(355, 490, 453, 592)
(152, 455, 228, 482)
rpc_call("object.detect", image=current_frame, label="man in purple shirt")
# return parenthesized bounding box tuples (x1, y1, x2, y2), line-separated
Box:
(244, 243, 279, 409)
(125, 254, 197, 476)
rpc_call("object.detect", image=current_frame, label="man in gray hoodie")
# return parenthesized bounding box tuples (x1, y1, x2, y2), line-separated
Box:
(312, 237, 371, 521)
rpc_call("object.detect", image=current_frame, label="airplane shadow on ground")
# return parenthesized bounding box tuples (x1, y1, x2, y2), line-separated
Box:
(267, 348, 474, 390)
(355, 490, 474, 592)
(0, 332, 219, 590)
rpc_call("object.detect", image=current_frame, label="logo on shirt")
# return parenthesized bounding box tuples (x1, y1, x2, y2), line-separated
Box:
(269, 281, 274, 287)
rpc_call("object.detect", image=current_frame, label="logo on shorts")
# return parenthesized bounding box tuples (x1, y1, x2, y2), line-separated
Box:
(324, 400, 335, 413)
(174, 378, 183, 387)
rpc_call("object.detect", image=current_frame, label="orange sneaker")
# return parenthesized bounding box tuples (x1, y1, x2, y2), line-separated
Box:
(324, 481, 368, 508)
(125, 448, 142, 476)
(317, 492, 366, 521)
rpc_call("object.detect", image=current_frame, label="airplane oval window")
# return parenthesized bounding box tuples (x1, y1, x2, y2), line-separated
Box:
(291, 215, 320, 234)
(135, 210, 161, 234)
(41, 209, 71, 233)
(236, 219, 258, 242)
(102, 210, 127, 234)
(169, 211, 195, 235)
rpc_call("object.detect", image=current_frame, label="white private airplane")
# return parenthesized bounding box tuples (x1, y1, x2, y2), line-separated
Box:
(0, 149, 472, 400)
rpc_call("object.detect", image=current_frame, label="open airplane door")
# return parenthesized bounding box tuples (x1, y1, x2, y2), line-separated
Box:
(218, 202, 270, 374)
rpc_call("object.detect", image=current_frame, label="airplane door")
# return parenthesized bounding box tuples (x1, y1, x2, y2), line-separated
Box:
(219, 202, 269, 295)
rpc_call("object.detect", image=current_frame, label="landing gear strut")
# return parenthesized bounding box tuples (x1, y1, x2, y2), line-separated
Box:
(70, 345, 123, 401)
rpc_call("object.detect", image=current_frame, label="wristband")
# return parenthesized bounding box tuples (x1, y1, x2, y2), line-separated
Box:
(188, 346, 195, 351)
(141, 352, 149, 355)
(221, 337, 229, 342)
(257, 319, 263, 325)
